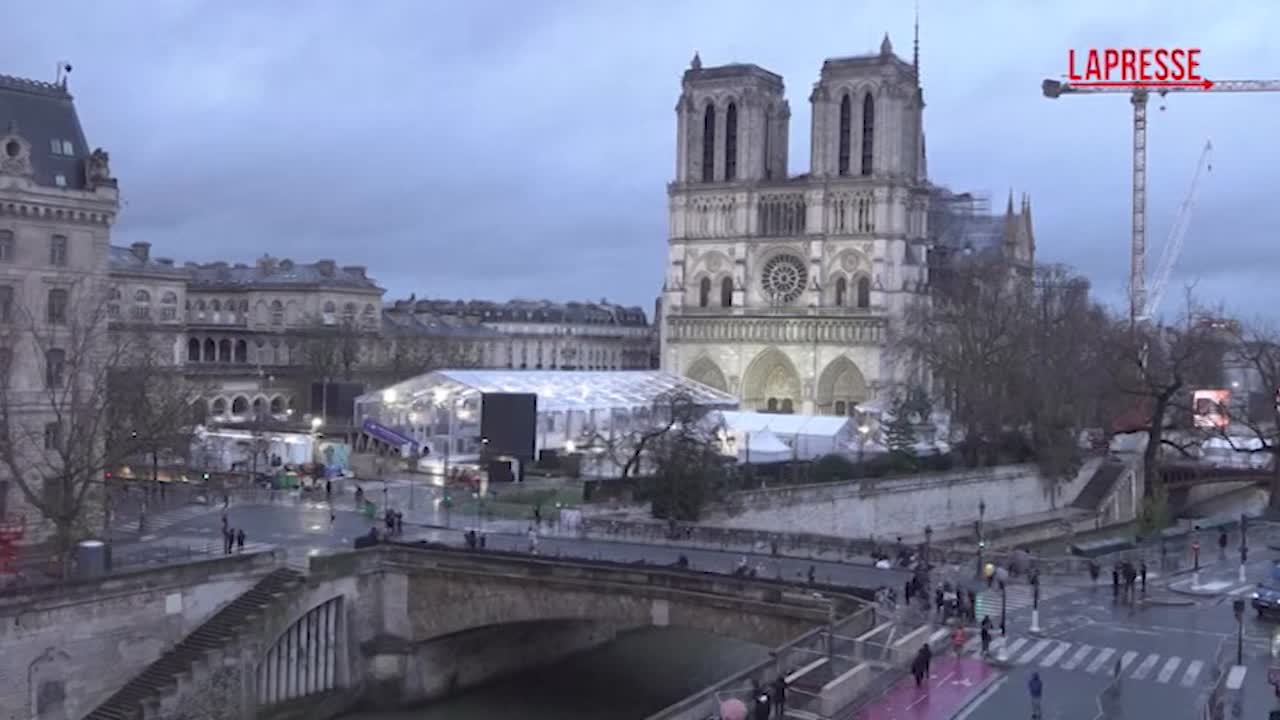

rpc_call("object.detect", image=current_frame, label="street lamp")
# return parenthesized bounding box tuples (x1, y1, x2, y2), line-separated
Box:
(856, 424, 870, 464)
(1234, 598, 1246, 666)
(1000, 579, 1008, 637)
(1240, 513, 1250, 583)
(977, 499, 987, 580)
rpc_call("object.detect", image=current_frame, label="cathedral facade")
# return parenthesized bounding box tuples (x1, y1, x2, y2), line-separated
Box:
(660, 36, 930, 416)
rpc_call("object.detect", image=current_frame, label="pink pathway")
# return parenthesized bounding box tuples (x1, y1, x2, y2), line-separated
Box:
(850, 657, 997, 720)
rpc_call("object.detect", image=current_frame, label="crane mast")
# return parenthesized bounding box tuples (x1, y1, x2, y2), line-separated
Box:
(1041, 78, 1280, 326)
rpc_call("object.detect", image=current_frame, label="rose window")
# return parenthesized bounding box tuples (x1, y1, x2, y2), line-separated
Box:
(761, 254, 808, 303)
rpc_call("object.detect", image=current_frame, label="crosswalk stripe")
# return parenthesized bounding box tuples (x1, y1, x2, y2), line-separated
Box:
(1120, 650, 1139, 673)
(1131, 653, 1160, 680)
(1040, 642, 1072, 668)
(1061, 644, 1093, 671)
(990, 637, 1007, 651)
(1086, 648, 1116, 674)
(1004, 638, 1028, 656)
(1228, 585, 1253, 596)
(1181, 660, 1205, 687)
(1018, 639, 1053, 664)
(1157, 657, 1182, 684)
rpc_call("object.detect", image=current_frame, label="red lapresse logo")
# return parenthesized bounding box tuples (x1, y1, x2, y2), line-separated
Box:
(1067, 48, 1213, 88)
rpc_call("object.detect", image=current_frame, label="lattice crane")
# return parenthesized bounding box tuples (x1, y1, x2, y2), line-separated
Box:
(1141, 139, 1212, 323)
(1042, 78, 1280, 326)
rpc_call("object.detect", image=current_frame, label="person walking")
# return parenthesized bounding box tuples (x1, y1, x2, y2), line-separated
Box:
(236, 528, 245, 552)
(1111, 563, 1120, 600)
(1139, 559, 1148, 593)
(527, 525, 539, 554)
(911, 647, 928, 687)
(1219, 530, 1229, 561)
(921, 641, 933, 677)
(1089, 559, 1100, 585)
(980, 615, 993, 656)
(1028, 671, 1044, 719)
(771, 675, 787, 719)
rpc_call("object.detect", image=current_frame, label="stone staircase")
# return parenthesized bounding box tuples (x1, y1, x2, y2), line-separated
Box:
(84, 567, 306, 720)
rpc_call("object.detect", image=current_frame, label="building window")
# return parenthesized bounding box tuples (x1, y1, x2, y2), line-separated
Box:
(698, 277, 711, 307)
(720, 277, 733, 307)
(54, 174, 67, 187)
(322, 301, 336, 324)
(0, 229, 12, 262)
(363, 303, 377, 327)
(234, 339, 247, 363)
(701, 103, 716, 183)
(50, 235, 68, 266)
(45, 348, 65, 388)
(780, 398, 794, 414)
(44, 422, 62, 450)
(835, 276, 847, 306)
(187, 338, 201, 363)
(0, 286, 12, 323)
(161, 291, 178, 321)
(50, 139, 73, 156)
(271, 300, 284, 326)
(838, 94, 852, 176)
(834, 400, 847, 415)
(724, 102, 738, 182)
(856, 276, 871, 308)
(342, 302, 356, 325)
(131, 288, 151, 321)
(47, 288, 68, 325)
(861, 93, 874, 176)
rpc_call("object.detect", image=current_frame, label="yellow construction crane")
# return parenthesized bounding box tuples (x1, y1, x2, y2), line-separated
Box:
(1042, 78, 1280, 326)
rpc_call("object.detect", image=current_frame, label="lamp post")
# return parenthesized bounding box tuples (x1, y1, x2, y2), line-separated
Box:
(1030, 571, 1042, 634)
(977, 499, 987, 580)
(1240, 513, 1250, 583)
(1234, 598, 1246, 666)
(857, 424, 870, 464)
(1000, 579, 1007, 637)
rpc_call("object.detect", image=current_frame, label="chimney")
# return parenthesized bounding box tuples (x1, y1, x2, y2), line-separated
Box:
(316, 260, 336, 277)
(342, 265, 367, 279)
(256, 255, 277, 274)
(130, 241, 151, 262)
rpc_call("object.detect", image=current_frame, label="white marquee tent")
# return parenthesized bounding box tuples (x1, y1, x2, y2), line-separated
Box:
(716, 411, 856, 462)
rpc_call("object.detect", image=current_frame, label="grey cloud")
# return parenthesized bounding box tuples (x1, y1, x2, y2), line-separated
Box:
(2, 0, 1278, 316)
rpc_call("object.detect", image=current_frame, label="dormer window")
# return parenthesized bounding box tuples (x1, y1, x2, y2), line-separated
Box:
(54, 174, 66, 187)
(50, 139, 74, 156)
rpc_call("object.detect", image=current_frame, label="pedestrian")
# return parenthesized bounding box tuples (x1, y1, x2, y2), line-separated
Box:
(1089, 559, 1100, 585)
(920, 641, 932, 676)
(1028, 671, 1043, 719)
(967, 589, 978, 621)
(980, 615, 993, 656)
(771, 676, 787, 719)
(754, 687, 771, 720)
(911, 647, 928, 687)
(1219, 530, 1228, 560)
(330, 509, 336, 526)
(905, 580, 914, 604)
(935, 587, 945, 619)
(236, 528, 245, 551)
(807, 565, 815, 584)
(223, 527, 233, 555)
(479, 532, 486, 549)
(528, 526, 539, 554)
(325, 479, 332, 499)
(1139, 559, 1148, 593)
(1111, 563, 1120, 599)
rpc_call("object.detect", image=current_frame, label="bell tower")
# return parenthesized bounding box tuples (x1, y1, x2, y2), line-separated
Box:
(673, 54, 789, 185)
(808, 34, 925, 182)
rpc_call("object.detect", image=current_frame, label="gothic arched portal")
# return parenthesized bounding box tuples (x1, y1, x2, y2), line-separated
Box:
(742, 347, 802, 413)
(685, 356, 729, 393)
(815, 356, 869, 416)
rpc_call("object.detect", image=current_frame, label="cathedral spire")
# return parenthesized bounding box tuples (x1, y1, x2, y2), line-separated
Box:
(880, 33, 893, 56)
(1006, 189, 1014, 216)
(690, 52, 702, 70)
(913, 1, 920, 77)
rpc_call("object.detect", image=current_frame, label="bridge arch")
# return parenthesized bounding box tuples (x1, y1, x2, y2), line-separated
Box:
(257, 596, 344, 708)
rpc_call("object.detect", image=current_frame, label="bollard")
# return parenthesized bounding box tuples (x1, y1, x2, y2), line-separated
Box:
(1030, 609, 1041, 634)
(1240, 564, 1247, 583)
(1192, 571, 1200, 589)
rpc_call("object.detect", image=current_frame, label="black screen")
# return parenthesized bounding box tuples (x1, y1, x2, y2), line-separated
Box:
(480, 393, 537, 461)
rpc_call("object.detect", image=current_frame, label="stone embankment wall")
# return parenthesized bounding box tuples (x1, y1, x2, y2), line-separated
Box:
(707, 463, 1087, 539)
(0, 550, 280, 720)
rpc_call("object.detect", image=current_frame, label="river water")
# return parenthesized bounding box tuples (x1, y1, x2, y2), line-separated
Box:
(340, 627, 769, 720)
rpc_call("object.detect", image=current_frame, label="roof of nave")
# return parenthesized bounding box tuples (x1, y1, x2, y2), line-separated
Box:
(185, 255, 382, 292)
(388, 297, 650, 328)
(0, 73, 92, 189)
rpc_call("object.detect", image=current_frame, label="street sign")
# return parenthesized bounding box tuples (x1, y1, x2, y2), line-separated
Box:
(1268, 666, 1280, 686)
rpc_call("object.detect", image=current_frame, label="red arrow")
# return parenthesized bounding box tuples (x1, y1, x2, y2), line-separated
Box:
(1069, 79, 1214, 89)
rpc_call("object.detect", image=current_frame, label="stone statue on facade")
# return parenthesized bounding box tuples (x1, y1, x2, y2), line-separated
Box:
(86, 147, 113, 185)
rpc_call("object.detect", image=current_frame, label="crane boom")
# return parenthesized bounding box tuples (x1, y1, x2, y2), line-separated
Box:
(1141, 140, 1212, 322)
(1042, 78, 1280, 326)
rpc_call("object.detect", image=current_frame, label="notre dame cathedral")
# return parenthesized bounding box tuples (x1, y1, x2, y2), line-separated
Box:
(658, 34, 1034, 417)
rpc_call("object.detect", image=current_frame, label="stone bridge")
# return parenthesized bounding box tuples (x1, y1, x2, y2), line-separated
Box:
(1160, 463, 1272, 489)
(85, 542, 867, 720)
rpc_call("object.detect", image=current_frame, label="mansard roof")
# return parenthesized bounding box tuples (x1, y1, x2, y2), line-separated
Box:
(380, 307, 502, 338)
(108, 244, 188, 278)
(391, 298, 649, 327)
(0, 74, 91, 189)
(185, 256, 382, 292)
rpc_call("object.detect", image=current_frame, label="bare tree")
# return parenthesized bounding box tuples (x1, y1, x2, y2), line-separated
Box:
(371, 331, 480, 386)
(1102, 300, 1225, 527)
(0, 278, 198, 572)
(1208, 320, 1280, 511)
(300, 316, 366, 384)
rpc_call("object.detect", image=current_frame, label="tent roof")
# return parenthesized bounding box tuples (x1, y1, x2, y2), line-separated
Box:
(718, 411, 852, 438)
(359, 370, 739, 414)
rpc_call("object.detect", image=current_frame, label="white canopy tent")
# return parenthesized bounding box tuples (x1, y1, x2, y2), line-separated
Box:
(725, 428, 793, 464)
(717, 411, 856, 462)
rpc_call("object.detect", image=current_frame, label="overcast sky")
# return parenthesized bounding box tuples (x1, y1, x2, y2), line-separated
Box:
(3, 0, 1277, 318)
